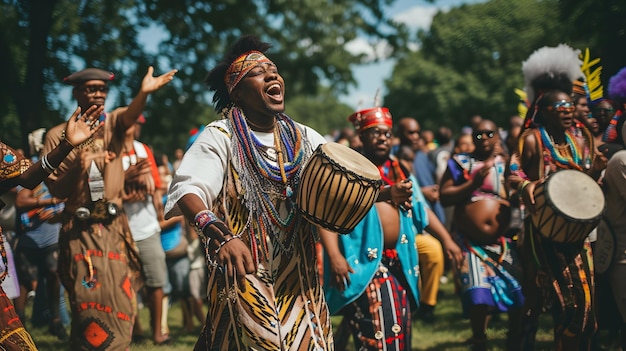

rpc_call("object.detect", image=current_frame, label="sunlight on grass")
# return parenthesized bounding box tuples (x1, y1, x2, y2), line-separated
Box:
(22, 273, 621, 350)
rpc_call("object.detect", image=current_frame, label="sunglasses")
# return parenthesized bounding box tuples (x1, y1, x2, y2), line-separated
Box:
(82, 85, 109, 95)
(593, 107, 615, 115)
(473, 130, 495, 140)
(547, 100, 575, 113)
(366, 128, 392, 139)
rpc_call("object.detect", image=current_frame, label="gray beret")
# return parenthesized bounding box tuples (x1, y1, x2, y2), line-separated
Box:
(63, 68, 115, 85)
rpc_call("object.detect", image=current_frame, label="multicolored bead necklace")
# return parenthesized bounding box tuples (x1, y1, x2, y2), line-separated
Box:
(538, 127, 583, 171)
(228, 106, 311, 260)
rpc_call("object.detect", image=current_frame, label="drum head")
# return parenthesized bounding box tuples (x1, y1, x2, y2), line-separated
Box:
(595, 218, 615, 274)
(320, 142, 380, 180)
(545, 170, 605, 221)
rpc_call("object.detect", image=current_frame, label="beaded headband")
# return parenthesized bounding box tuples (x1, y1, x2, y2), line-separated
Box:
(224, 51, 273, 93)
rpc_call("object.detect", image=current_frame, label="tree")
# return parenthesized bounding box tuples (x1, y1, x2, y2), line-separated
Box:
(0, 0, 408, 155)
(384, 0, 566, 132)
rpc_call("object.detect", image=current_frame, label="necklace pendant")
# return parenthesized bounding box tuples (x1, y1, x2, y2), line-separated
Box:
(283, 185, 293, 198)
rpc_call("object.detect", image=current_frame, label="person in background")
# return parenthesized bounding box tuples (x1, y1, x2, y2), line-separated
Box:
(321, 107, 422, 351)
(440, 120, 524, 351)
(600, 66, 626, 350)
(0, 104, 103, 350)
(14, 179, 67, 340)
(121, 115, 171, 345)
(508, 44, 606, 350)
(43, 66, 177, 350)
(396, 117, 448, 323)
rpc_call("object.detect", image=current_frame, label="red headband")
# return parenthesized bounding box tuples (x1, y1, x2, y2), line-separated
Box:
(348, 107, 393, 132)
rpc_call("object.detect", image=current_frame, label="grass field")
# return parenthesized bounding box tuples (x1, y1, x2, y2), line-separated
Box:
(24, 275, 621, 350)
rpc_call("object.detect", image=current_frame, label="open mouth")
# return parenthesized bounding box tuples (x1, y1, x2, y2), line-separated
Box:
(266, 84, 283, 103)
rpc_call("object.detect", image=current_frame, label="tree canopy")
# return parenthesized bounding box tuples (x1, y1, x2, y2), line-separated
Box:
(383, 0, 626, 133)
(1, 0, 408, 155)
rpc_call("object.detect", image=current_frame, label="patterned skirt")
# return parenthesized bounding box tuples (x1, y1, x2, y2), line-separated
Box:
(454, 235, 525, 315)
(58, 214, 142, 351)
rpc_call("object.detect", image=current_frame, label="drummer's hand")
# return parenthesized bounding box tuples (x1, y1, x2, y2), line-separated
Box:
(391, 179, 413, 209)
(521, 180, 541, 215)
(328, 256, 354, 292)
(590, 150, 608, 176)
(217, 234, 256, 289)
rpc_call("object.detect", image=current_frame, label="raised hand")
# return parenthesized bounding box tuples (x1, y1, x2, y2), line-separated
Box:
(140, 66, 178, 94)
(65, 105, 104, 147)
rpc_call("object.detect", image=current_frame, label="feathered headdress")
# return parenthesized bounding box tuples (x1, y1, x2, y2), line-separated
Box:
(603, 67, 626, 143)
(514, 88, 529, 119)
(608, 67, 626, 106)
(522, 44, 582, 103)
(580, 48, 604, 105)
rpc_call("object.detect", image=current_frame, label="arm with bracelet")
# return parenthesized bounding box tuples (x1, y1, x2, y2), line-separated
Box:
(4, 105, 103, 191)
(177, 193, 255, 281)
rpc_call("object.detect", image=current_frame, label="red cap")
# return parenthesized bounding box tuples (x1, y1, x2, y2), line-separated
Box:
(348, 107, 393, 132)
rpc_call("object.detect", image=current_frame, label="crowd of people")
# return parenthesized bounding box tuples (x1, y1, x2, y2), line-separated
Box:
(1, 35, 626, 351)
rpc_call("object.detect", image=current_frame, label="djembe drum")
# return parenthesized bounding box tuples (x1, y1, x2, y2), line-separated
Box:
(531, 169, 605, 243)
(297, 142, 382, 234)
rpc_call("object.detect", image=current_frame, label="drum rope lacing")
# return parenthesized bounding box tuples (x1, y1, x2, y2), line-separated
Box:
(228, 106, 313, 260)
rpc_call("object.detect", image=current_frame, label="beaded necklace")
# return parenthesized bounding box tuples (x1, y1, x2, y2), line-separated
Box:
(538, 127, 583, 171)
(228, 106, 311, 261)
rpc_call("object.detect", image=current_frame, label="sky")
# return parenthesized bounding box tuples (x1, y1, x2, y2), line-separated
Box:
(133, 0, 486, 112)
(341, 0, 487, 110)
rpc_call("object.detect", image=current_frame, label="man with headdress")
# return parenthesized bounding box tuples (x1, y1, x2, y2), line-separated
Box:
(508, 44, 607, 350)
(0, 105, 103, 350)
(319, 107, 462, 351)
(164, 35, 335, 350)
(42, 66, 177, 350)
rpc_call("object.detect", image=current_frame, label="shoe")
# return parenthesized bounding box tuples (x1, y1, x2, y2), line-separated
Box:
(132, 334, 148, 344)
(418, 303, 436, 324)
(155, 336, 174, 346)
(49, 320, 69, 341)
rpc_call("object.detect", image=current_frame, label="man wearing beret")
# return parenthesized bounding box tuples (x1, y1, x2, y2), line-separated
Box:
(42, 66, 176, 350)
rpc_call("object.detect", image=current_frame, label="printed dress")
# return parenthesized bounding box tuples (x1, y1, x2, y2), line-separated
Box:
(166, 113, 333, 351)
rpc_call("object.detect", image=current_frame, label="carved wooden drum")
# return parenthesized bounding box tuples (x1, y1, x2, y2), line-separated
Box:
(297, 142, 382, 234)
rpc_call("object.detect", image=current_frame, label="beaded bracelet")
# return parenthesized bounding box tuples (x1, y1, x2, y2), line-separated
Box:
(194, 209, 219, 233)
(214, 234, 242, 255)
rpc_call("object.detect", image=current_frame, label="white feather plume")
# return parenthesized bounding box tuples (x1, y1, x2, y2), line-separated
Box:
(522, 43, 582, 101)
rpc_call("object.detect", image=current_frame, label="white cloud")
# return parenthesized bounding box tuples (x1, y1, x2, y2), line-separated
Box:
(345, 37, 393, 61)
(393, 5, 441, 31)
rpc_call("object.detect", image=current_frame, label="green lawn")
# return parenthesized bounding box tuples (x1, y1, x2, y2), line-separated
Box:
(24, 275, 621, 350)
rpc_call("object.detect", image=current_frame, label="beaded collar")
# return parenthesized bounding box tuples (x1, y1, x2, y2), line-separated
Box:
(227, 106, 312, 261)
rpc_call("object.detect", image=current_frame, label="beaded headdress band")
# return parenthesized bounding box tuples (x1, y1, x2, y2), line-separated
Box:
(224, 51, 273, 93)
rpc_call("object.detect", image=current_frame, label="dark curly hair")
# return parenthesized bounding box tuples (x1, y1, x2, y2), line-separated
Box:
(205, 35, 272, 112)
